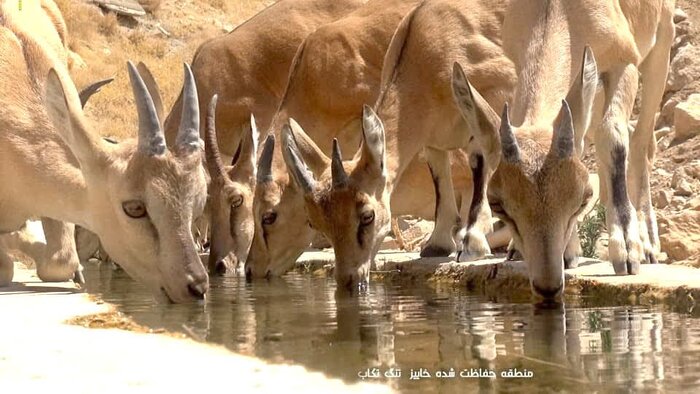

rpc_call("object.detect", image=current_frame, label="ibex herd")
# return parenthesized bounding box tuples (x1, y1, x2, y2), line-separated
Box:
(0, 0, 675, 301)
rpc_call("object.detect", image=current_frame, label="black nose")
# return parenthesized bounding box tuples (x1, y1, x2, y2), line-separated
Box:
(533, 284, 563, 299)
(245, 267, 252, 281)
(187, 281, 207, 300)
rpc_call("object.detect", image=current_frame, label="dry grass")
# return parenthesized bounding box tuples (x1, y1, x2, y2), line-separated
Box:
(54, 0, 270, 139)
(98, 11, 119, 37)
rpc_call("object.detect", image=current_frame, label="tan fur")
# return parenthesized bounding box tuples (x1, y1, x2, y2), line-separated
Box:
(162, 0, 365, 274)
(283, 0, 517, 287)
(249, 0, 480, 279)
(0, 6, 210, 302)
(454, 0, 675, 298)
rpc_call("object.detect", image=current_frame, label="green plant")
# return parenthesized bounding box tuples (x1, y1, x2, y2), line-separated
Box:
(578, 203, 606, 258)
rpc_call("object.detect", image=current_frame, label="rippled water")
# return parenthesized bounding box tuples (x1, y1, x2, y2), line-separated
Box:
(83, 263, 700, 393)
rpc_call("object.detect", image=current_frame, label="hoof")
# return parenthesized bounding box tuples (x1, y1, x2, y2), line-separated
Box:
(73, 269, 85, 285)
(420, 244, 452, 258)
(458, 230, 490, 262)
(646, 252, 658, 265)
(627, 259, 640, 275)
(612, 259, 640, 275)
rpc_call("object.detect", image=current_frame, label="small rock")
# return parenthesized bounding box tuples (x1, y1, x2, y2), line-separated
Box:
(674, 93, 700, 140)
(656, 168, 672, 179)
(675, 179, 693, 197)
(671, 169, 685, 188)
(672, 196, 686, 208)
(667, 46, 700, 92)
(654, 189, 672, 209)
(674, 8, 688, 24)
(686, 160, 700, 180)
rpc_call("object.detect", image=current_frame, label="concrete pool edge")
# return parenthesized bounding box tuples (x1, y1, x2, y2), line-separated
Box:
(297, 250, 700, 310)
(0, 264, 395, 393)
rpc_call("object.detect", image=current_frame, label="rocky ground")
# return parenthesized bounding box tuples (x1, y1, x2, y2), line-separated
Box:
(649, 5, 700, 268)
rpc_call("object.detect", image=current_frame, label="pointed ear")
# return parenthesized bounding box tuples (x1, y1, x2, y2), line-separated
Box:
(229, 113, 260, 182)
(565, 46, 598, 156)
(551, 100, 575, 159)
(359, 105, 386, 177)
(287, 118, 330, 175)
(451, 62, 502, 168)
(44, 68, 106, 169)
(282, 124, 317, 194)
(136, 62, 165, 125)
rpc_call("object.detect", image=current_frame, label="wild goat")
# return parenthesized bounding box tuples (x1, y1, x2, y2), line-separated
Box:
(452, 0, 674, 298)
(245, 0, 478, 279)
(162, 0, 365, 274)
(0, 8, 211, 302)
(283, 0, 516, 289)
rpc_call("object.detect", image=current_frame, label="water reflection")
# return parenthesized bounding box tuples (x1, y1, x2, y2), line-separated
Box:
(84, 263, 700, 392)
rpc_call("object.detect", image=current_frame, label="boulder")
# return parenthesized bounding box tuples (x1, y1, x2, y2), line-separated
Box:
(654, 189, 672, 209)
(92, 0, 146, 17)
(674, 93, 700, 140)
(658, 200, 700, 262)
(674, 179, 694, 197)
(667, 45, 700, 93)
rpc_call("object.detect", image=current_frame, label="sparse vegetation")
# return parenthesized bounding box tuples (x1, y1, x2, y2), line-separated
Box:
(98, 11, 119, 37)
(53, 0, 270, 139)
(579, 203, 607, 259)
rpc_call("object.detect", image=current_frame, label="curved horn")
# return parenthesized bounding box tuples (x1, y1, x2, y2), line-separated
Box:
(204, 95, 226, 182)
(79, 77, 114, 108)
(499, 103, 520, 163)
(552, 100, 575, 158)
(127, 61, 165, 156)
(176, 63, 202, 153)
(257, 134, 275, 183)
(282, 125, 316, 194)
(331, 139, 348, 188)
(136, 62, 165, 125)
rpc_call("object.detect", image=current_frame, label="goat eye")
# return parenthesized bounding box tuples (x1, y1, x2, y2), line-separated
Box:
(122, 200, 147, 219)
(262, 211, 277, 226)
(360, 210, 375, 226)
(231, 195, 244, 208)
